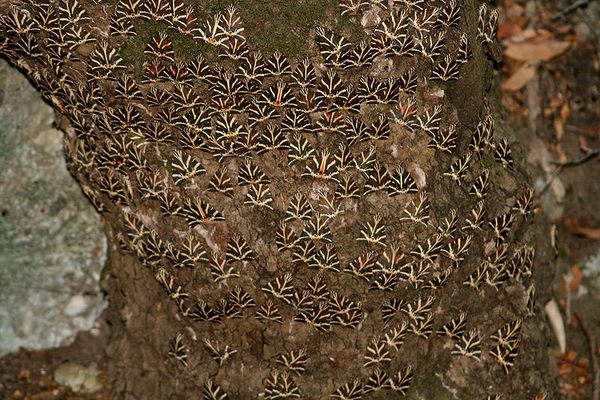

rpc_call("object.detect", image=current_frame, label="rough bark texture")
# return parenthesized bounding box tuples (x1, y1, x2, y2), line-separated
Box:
(1, 0, 560, 399)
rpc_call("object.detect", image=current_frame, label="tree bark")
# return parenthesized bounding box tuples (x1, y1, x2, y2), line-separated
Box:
(1, 0, 560, 398)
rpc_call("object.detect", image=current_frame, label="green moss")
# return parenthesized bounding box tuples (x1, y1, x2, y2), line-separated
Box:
(222, 0, 365, 56)
(117, 1, 367, 75)
(117, 20, 163, 77)
(171, 32, 217, 61)
(419, 372, 451, 400)
(480, 152, 495, 169)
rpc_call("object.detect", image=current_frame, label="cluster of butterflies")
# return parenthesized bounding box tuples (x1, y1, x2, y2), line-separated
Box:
(0, 0, 542, 399)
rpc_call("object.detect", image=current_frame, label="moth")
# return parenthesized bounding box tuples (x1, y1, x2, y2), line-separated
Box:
(342, 252, 375, 283)
(276, 349, 309, 375)
(182, 197, 225, 226)
(443, 152, 472, 185)
(281, 109, 313, 134)
(331, 379, 363, 400)
(229, 286, 255, 309)
(263, 370, 301, 399)
(144, 31, 176, 63)
(400, 192, 430, 226)
(470, 169, 490, 199)
(294, 302, 332, 332)
(263, 272, 295, 304)
(189, 299, 221, 323)
(244, 184, 274, 210)
(432, 54, 462, 81)
(58, 0, 91, 26)
(287, 133, 315, 166)
(203, 380, 228, 400)
(452, 330, 482, 361)
(264, 50, 292, 78)
(209, 252, 239, 283)
(204, 338, 238, 366)
(363, 336, 391, 368)
(219, 6, 245, 40)
(300, 213, 333, 243)
(347, 40, 378, 69)
(364, 368, 391, 393)
(114, 74, 144, 101)
(255, 299, 284, 324)
(382, 298, 406, 324)
(310, 243, 340, 272)
(302, 150, 339, 182)
(316, 69, 348, 105)
(357, 213, 387, 247)
(260, 80, 296, 108)
(170, 4, 197, 35)
(391, 365, 414, 395)
(478, 4, 499, 46)
(193, 13, 226, 47)
(315, 26, 352, 69)
(141, 59, 166, 84)
(168, 333, 189, 367)
(238, 51, 266, 90)
(170, 150, 205, 185)
(437, 312, 467, 339)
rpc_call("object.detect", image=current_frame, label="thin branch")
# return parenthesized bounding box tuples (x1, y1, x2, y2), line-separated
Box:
(551, 0, 591, 20)
(574, 312, 599, 400)
(537, 148, 600, 197)
(549, 148, 600, 167)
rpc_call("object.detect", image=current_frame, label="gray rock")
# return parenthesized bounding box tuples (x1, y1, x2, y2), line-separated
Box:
(0, 59, 107, 356)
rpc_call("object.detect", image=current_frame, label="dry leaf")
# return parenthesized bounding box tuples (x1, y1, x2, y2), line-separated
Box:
(553, 117, 564, 140)
(560, 102, 570, 121)
(578, 135, 590, 152)
(572, 226, 600, 239)
(545, 299, 566, 353)
(570, 265, 582, 292)
(504, 28, 551, 43)
(505, 40, 571, 61)
(502, 61, 538, 91)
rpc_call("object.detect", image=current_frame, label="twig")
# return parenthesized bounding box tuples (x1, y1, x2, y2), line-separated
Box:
(552, 0, 591, 20)
(550, 148, 600, 167)
(574, 312, 599, 400)
(537, 148, 600, 197)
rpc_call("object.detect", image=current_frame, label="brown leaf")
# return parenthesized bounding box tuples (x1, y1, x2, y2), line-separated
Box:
(578, 135, 590, 152)
(560, 102, 571, 121)
(570, 265, 583, 292)
(505, 40, 571, 61)
(502, 61, 538, 91)
(572, 226, 600, 239)
(553, 117, 564, 140)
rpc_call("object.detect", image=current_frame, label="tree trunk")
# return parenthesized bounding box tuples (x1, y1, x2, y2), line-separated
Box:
(1, 0, 559, 398)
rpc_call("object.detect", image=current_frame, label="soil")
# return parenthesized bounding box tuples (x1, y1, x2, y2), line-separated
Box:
(0, 314, 111, 400)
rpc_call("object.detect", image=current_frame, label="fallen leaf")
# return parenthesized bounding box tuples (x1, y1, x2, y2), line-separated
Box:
(502, 61, 538, 91)
(572, 226, 600, 239)
(505, 40, 571, 61)
(570, 265, 583, 292)
(504, 28, 553, 43)
(545, 299, 566, 353)
(560, 102, 570, 121)
(553, 117, 564, 140)
(18, 369, 30, 380)
(578, 135, 590, 152)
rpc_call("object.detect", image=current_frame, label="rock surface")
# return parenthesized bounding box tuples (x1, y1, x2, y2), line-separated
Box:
(0, 59, 107, 356)
(53, 361, 102, 393)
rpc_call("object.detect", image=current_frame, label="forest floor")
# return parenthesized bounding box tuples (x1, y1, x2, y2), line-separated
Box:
(0, 0, 599, 399)
(499, 0, 600, 398)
